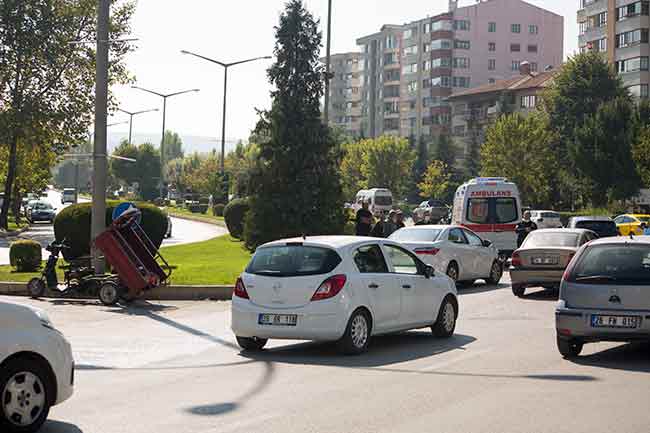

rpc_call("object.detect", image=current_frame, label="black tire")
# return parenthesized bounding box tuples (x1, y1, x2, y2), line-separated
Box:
(337, 309, 371, 355)
(557, 336, 583, 358)
(0, 358, 52, 433)
(512, 285, 525, 297)
(486, 260, 503, 285)
(98, 282, 120, 306)
(27, 279, 45, 299)
(446, 262, 459, 283)
(432, 296, 457, 338)
(236, 336, 268, 351)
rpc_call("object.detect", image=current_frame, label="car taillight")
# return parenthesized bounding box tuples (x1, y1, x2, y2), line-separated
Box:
(234, 277, 249, 299)
(511, 251, 522, 267)
(414, 247, 440, 256)
(311, 274, 347, 301)
(562, 250, 581, 282)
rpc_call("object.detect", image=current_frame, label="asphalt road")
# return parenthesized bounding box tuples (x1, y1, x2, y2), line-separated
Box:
(4, 275, 648, 433)
(0, 189, 226, 265)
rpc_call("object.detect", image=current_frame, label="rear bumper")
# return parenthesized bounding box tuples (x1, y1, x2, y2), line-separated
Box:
(510, 267, 564, 287)
(556, 306, 650, 342)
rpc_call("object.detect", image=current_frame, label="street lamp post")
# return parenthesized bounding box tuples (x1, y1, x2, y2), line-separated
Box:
(118, 108, 159, 145)
(130, 86, 199, 199)
(180, 50, 271, 175)
(324, 0, 333, 125)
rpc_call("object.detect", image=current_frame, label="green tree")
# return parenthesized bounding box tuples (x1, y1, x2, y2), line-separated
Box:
(431, 132, 455, 168)
(135, 143, 162, 201)
(163, 130, 184, 162)
(244, 0, 345, 250)
(0, 0, 135, 229)
(480, 113, 559, 207)
(111, 140, 139, 185)
(572, 97, 641, 206)
(340, 140, 366, 200)
(361, 135, 416, 198)
(418, 160, 451, 199)
(633, 126, 650, 188)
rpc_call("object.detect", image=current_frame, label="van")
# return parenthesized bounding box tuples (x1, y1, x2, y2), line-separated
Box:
(354, 188, 393, 216)
(452, 178, 522, 255)
(61, 188, 76, 204)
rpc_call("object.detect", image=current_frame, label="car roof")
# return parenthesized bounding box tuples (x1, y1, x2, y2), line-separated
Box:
(395, 225, 455, 230)
(570, 216, 613, 222)
(260, 235, 395, 250)
(623, 214, 650, 218)
(588, 235, 650, 245)
(530, 228, 592, 235)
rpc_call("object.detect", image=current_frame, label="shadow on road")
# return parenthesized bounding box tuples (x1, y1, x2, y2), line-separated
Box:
(458, 282, 509, 295)
(571, 341, 650, 373)
(521, 287, 558, 301)
(241, 332, 477, 368)
(41, 420, 84, 433)
(76, 359, 257, 372)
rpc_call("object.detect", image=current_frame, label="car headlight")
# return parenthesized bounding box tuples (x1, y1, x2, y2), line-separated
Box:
(35, 309, 56, 330)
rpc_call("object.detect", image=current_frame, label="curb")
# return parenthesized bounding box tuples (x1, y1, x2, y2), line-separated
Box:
(0, 282, 234, 301)
(0, 225, 30, 239)
(164, 210, 227, 228)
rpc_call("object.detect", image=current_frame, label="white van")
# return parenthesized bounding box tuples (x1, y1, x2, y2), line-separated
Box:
(61, 188, 76, 204)
(354, 188, 393, 216)
(452, 178, 521, 255)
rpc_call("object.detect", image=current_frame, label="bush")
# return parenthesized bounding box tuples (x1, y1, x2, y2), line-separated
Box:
(54, 201, 167, 260)
(9, 240, 42, 272)
(224, 198, 250, 239)
(213, 203, 225, 217)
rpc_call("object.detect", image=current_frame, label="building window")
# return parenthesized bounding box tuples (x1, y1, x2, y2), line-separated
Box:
(431, 39, 453, 50)
(423, 43, 431, 52)
(384, 118, 400, 130)
(488, 59, 496, 70)
(385, 35, 398, 49)
(385, 69, 400, 81)
(384, 85, 400, 98)
(488, 42, 496, 52)
(616, 56, 650, 73)
(627, 83, 650, 98)
(432, 57, 452, 68)
(453, 125, 466, 137)
(488, 78, 496, 84)
(528, 44, 538, 53)
(596, 11, 608, 27)
(510, 43, 521, 52)
(453, 57, 470, 69)
(581, 0, 598, 6)
(452, 76, 471, 88)
(384, 53, 397, 65)
(511, 24, 521, 33)
(512, 60, 521, 71)
(616, 29, 650, 48)
(424, 22, 432, 33)
(488, 22, 496, 32)
(520, 95, 537, 108)
(529, 24, 538, 34)
(454, 20, 471, 31)
(407, 81, 418, 93)
(432, 19, 453, 32)
(617, 1, 650, 21)
(384, 101, 400, 114)
(423, 96, 442, 107)
(402, 63, 418, 74)
(403, 28, 416, 40)
(579, 21, 590, 35)
(403, 45, 418, 56)
(531, 62, 538, 72)
(431, 76, 452, 87)
(588, 38, 607, 52)
(454, 40, 471, 49)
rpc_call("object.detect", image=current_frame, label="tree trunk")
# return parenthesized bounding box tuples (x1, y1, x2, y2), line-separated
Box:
(12, 184, 22, 226)
(0, 133, 19, 230)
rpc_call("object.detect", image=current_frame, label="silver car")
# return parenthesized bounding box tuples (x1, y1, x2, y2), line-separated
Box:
(555, 236, 650, 358)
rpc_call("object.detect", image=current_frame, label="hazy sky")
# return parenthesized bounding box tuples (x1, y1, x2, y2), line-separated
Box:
(110, 0, 578, 145)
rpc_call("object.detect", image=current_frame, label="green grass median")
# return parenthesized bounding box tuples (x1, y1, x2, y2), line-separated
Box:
(165, 206, 225, 226)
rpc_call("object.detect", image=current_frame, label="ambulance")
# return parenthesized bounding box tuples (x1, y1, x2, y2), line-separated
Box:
(452, 178, 522, 256)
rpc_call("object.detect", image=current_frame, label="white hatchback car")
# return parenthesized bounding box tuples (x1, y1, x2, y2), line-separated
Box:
(389, 225, 503, 286)
(0, 301, 74, 433)
(231, 236, 458, 354)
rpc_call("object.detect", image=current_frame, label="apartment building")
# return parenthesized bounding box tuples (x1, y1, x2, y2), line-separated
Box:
(578, 0, 650, 98)
(350, 0, 563, 141)
(325, 52, 364, 137)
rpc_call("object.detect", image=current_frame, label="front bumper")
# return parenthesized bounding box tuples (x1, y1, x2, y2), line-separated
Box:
(555, 305, 650, 342)
(510, 267, 564, 287)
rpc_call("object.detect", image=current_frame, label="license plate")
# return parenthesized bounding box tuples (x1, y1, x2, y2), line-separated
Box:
(591, 315, 639, 329)
(532, 256, 558, 265)
(258, 313, 298, 326)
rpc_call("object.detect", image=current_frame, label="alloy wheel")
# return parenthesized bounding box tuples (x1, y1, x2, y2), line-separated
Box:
(443, 302, 455, 333)
(350, 314, 368, 349)
(2, 372, 46, 427)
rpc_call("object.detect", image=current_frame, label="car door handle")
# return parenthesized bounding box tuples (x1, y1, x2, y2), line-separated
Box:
(402, 284, 411, 289)
(368, 283, 379, 289)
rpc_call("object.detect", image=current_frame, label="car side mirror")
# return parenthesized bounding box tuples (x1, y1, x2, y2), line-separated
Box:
(424, 265, 435, 279)
(482, 239, 492, 247)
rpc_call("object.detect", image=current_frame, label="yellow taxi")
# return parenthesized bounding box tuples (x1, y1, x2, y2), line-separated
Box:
(613, 214, 650, 235)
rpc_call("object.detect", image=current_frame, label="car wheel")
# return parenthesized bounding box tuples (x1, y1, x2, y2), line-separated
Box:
(337, 309, 371, 355)
(0, 358, 52, 433)
(557, 336, 583, 358)
(27, 278, 46, 299)
(446, 262, 459, 283)
(98, 282, 120, 306)
(486, 261, 503, 285)
(236, 336, 268, 352)
(512, 285, 525, 297)
(432, 296, 457, 338)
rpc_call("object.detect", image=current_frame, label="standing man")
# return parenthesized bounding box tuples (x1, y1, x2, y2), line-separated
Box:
(355, 201, 373, 236)
(516, 211, 538, 247)
(394, 210, 405, 230)
(415, 210, 431, 226)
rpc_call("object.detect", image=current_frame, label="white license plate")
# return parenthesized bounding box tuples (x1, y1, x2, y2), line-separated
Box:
(591, 315, 639, 329)
(532, 256, 558, 265)
(258, 313, 298, 326)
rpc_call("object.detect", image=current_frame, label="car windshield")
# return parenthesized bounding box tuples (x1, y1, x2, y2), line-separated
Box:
(571, 244, 650, 284)
(389, 228, 442, 242)
(523, 232, 579, 248)
(33, 202, 53, 210)
(246, 245, 341, 277)
(541, 212, 560, 218)
(374, 196, 392, 206)
(575, 221, 617, 235)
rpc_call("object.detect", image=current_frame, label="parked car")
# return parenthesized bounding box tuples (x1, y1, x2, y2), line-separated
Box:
(231, 236, 458, 354)
(0, 300, 74, 433)
(566, 216, 619, 238)
(27, 201, 56, 224)
(412, 199, 449, 223)
(613, 214, 650, 236)
(61, 188, 76, 204)
(556, 236, 650, 358)
(510, 228, 598, 297)
(389, 225, 502, 286)
(529, 210, 562, 229)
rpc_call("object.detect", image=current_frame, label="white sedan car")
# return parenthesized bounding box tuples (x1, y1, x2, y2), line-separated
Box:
(0, 301, 74, 433)
(389, 225, 503, 286)
(231, 236, 458, 354)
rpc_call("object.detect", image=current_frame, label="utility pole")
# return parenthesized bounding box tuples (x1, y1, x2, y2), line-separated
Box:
(323, 0, 333, 124)
(91, 0, 110, 274)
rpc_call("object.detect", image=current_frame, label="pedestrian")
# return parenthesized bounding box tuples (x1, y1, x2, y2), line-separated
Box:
(415, 210, 431, 226)
(394, 210, 405, 230)
(641, 222, 650, 236)
(355, 200, 373, 236)
(371, 212, 387, 238)
(516, 211, 538, 247)
(383, 210, 399, 238)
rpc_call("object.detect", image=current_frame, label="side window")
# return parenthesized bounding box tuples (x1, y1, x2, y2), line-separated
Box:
(448, 228, 468, 244)
(463, 229, 483, 247)
(623, 216, 633, 223)
(614, 216, 624, 224)
(353, 245, 389, 273)
(384, 245, 420, 275)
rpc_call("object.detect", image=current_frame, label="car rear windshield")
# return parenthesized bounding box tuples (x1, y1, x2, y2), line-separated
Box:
(389, 228, 442, 242)
(374, 196, 392, 206)
(541, 212, 560, 218)
(523, 232, 578, 248)
(570, 244, 650, 284)
(246, 245, 342, 277)
(467, 197, 518, 224)
(575, 221, 617, 235)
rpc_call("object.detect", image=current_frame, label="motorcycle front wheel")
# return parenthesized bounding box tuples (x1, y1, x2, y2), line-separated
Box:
(27, 278, 46, 298)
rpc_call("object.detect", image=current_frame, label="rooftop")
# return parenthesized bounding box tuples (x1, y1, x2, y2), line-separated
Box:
(448, 70, 558, 100)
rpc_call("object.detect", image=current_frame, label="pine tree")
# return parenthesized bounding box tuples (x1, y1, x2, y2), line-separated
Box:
(244, 0, 345, 250)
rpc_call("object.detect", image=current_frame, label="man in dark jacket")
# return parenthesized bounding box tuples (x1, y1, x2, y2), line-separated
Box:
(355, 201, 373, 236)
(516, 211, 538, 247)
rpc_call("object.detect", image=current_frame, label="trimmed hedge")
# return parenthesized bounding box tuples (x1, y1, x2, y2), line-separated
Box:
(10, 240, 42, 272)
(224, 198, 249, 239)
(53, 201, 167, 260)
(213, 203, 225, 217)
